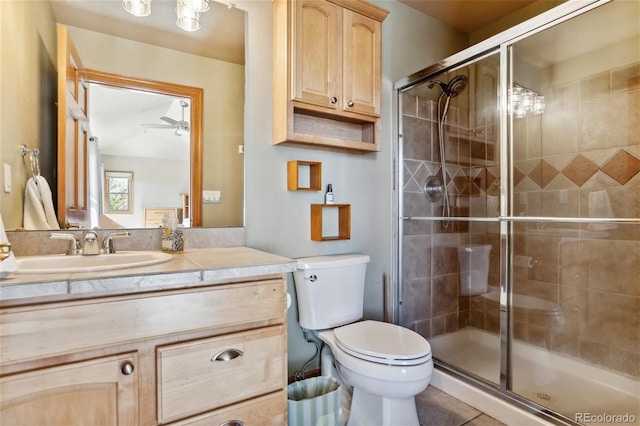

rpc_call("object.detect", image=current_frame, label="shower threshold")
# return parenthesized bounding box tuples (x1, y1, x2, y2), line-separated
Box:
(429, 328, 639, 425)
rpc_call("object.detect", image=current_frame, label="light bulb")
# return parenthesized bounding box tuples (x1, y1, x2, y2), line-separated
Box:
(123, 0, 151, 17)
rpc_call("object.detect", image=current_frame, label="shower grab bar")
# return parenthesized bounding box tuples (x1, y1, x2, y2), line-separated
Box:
(402, 216, 499, 222)
(503, 216, 639, 224)
(402, 216, 639, 224)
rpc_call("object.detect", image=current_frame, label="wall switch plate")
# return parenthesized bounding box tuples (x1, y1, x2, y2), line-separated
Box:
(3, 163, 11, 193)
(203, 190, 221, 204)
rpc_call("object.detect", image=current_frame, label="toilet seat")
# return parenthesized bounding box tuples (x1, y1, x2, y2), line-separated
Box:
(333, 320, 431, 366)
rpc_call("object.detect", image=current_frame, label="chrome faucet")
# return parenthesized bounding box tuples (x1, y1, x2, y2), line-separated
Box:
(101, 231, 130, 254)
(82, 230, 100, 256)
(50, 233, 82, 255)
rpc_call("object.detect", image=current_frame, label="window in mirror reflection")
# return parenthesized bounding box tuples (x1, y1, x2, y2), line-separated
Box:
(105, 171, 134, 214)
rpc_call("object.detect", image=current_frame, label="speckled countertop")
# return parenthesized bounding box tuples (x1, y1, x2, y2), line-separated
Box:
(0, 247, 296, 305)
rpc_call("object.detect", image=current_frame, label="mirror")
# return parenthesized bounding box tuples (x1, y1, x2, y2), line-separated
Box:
(89, 82, 193, 229)
(0, 0, 245, 230)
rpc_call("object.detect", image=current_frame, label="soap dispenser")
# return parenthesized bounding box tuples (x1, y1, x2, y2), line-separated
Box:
(162, 212, 184, 252)
(325, 184, 334, 204)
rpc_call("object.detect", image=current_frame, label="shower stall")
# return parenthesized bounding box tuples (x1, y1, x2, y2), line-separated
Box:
(394, 0, 639, 424)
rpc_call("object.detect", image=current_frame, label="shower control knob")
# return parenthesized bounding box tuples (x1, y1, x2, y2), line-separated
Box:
(347, 100, 354, 107)
(330, 97, 337, 105)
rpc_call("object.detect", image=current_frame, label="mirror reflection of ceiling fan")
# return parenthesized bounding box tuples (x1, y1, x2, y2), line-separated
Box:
(142, 100, 190, 136)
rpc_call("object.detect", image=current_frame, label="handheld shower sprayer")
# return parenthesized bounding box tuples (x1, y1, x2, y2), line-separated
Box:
(423, 74, 468, 228)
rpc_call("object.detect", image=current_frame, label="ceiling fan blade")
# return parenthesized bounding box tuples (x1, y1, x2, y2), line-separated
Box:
(141, 123, 176, 129)
(160, 116, 179, 125)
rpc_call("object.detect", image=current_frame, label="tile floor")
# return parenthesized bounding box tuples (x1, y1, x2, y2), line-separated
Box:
(416, 386, 506, 426)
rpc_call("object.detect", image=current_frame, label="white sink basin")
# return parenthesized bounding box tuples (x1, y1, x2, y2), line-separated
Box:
(16, 251, 173, 274)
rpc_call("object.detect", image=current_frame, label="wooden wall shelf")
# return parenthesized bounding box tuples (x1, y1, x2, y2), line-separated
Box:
(287, 161, 322, 190)
(311, 204, 351, 241)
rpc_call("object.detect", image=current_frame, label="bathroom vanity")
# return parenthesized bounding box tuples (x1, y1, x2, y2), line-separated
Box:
(0, 247, 296, 425)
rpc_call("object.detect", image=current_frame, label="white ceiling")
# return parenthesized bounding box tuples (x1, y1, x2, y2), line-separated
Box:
(89, 84, 190, 161)
(49, 0, 538, 64)
(49, 0, 246, 64)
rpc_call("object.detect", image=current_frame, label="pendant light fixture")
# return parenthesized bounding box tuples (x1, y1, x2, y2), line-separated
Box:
(176, 0, 201, 32)
(182, 0, 210, 13)
(123, 0, 224, 32)
(122, 0, 151, 17)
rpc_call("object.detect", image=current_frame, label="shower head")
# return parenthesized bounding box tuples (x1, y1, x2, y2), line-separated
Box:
(428, 75, 468, 98)
(445, 75, 468, 97)
(427, 80, 448, 92)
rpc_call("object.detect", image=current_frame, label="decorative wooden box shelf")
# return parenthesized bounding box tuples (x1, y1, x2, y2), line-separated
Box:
(311, 204, 351, 241)
(287, 161, 322, 191)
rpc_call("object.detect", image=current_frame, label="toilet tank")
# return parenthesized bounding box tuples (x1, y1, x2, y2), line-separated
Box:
(293, 254, 370, 330)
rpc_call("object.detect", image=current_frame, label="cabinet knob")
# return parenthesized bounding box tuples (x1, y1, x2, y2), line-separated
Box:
(218, 421, 244, 426)
(211, 348, 244, 362)
(330, 97, 338, 105)
(121, 361, 135, 375)
(348, 100, 355, 107)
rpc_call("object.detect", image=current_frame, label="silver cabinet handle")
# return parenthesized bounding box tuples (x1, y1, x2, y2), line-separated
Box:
(347, 100, 354, 107)
(218, 421, 244, 426)
(121, 361, 135, 375)
(211, 348, 244, 362)
(330, 96, 338, 105)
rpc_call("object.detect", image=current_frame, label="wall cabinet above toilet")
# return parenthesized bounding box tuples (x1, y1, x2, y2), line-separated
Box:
(273, 0, 388, 153)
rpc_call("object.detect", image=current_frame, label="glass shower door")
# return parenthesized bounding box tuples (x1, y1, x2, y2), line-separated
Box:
(399, 50, 503, 387)
(508, 0, 640, 421)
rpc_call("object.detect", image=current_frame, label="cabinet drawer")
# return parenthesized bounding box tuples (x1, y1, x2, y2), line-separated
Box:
(169, 391, 285, 425)
(157, 326, 285, 423)
(1, 280, 285, 366)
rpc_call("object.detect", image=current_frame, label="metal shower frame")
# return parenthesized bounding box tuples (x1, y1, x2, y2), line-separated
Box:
(391, 0, 637, 424)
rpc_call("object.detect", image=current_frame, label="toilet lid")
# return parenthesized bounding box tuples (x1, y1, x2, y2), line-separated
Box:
(333, 320, 431, 366)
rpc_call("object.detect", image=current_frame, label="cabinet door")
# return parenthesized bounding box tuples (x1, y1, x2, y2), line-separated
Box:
(342, 9, 381, 117)
(292, 0, 341, 110)
(0, 353, 137, 425)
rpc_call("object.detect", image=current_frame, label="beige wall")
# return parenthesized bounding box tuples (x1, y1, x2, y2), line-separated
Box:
(0, 1, 57, 229)
(67, 26, 245, 228)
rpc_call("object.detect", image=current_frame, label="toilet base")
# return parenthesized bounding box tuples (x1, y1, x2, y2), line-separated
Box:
(347, 388, 419, 426)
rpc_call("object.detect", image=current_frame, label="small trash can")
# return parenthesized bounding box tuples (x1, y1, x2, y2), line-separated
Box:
(287, 376, 341, 426)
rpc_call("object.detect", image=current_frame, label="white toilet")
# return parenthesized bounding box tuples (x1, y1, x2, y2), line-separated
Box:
(293, 254, 433, 426)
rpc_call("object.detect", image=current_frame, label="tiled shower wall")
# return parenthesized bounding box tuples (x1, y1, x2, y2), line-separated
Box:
(401, 60, 639, 379)
(401, 64, 501, 341)
(509, 60, 640, 378)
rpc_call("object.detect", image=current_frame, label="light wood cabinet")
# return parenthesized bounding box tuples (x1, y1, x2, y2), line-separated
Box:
(0, 353, 137, 425)
(144, 207, 183, 228)
(0, 278, 288, 425)
(274, 0, 388, 153)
